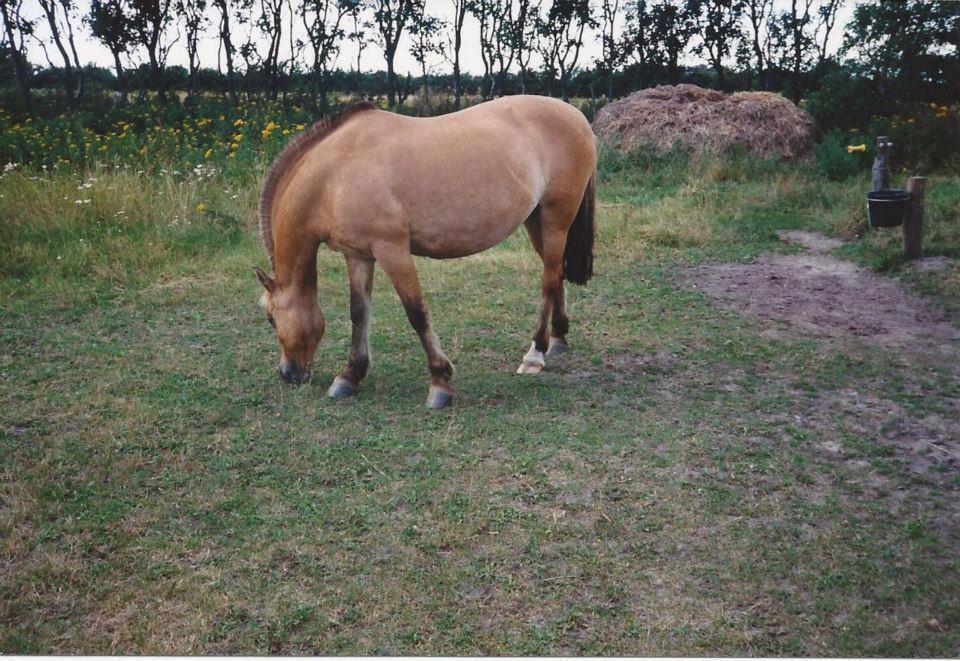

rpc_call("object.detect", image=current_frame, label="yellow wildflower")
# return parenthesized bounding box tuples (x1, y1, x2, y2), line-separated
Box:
(204, 148, 213, 159)
(196, 203, 205, 214)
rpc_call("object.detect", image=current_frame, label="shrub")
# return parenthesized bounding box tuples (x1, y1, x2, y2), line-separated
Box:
(816, 129, 870, 182)
(870, 103, 960, 174)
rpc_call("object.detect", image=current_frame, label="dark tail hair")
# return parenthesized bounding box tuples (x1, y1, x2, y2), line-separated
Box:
(562, 172, 596, 285)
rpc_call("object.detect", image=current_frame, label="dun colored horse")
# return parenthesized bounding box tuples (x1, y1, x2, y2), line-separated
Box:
(254, 95, 597, 409)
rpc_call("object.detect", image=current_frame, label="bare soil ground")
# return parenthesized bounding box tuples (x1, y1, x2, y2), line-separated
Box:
(677, 231, 960, 511)
(679, 230, 960, 351)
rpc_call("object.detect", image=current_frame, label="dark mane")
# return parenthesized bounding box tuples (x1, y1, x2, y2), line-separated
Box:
(258, 101, 376, 268)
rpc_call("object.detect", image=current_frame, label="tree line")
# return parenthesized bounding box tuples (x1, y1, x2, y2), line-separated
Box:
(1, 0, 957, 118)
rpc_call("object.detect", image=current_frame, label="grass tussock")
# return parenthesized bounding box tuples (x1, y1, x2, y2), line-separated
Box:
(0, 166, 259, 288)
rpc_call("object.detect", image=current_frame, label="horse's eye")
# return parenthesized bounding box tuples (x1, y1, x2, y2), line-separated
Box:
(267, 314, 276, 329)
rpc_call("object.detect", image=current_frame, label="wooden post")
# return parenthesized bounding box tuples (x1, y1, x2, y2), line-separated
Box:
(871, 136, 891, 191)
(904, 176, 925, 260)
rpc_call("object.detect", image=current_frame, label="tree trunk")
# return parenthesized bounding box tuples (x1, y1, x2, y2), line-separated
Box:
(453, 36, 462, 108)
(221, 9, 238, 105)
(112, 49, 128, 104)
(0, 3, 31, 108)
(314, 64, 328, 112)
(39, 0, 76, 105)
(148, 45, 166, 102)
(61, 0, 84, 102)
(386, 47, 398, 108)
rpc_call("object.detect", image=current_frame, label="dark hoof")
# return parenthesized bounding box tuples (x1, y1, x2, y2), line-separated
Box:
(327, 377, 357, 400)
(426, 386, 453, 410)
(546, 337, 567, 357)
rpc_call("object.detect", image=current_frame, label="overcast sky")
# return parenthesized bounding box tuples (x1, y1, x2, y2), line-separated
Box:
(23, 0, 856, 78)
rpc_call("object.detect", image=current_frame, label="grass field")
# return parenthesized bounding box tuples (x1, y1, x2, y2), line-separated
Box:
(2, 134, 959, 654)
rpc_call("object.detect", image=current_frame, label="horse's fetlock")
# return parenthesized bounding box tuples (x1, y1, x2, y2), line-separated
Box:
(429, 359, 453, 380)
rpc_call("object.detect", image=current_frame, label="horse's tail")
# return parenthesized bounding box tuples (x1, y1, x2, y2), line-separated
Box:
(563, 172, 596, 285)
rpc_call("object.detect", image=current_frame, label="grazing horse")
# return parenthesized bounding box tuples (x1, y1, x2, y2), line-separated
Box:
(254, 95, 597, 409)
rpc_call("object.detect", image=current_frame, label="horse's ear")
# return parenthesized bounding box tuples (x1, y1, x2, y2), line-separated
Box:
(253, 266, 277, 293)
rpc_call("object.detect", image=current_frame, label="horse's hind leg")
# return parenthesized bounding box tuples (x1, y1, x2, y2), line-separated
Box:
(328, 255, 375, 399)
(374, 242, 454, 410)
(518, 207, 570, 374)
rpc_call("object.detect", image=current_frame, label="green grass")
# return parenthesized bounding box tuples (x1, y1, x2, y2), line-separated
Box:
(1, 146, 959, 654)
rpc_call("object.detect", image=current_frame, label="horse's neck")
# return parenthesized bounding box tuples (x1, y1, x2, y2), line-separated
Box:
(275, 227, 321, 291)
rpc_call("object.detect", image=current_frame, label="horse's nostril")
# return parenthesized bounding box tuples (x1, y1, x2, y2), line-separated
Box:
(278, 362, 308, 384)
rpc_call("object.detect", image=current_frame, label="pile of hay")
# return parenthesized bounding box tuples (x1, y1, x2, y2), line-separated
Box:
(592, 84, 818, 161)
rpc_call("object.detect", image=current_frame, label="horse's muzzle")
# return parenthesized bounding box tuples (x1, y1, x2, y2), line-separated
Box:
(278, 361, 310, 385)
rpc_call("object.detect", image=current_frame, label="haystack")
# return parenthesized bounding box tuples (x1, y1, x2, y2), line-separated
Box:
(592, 84, 818, 161)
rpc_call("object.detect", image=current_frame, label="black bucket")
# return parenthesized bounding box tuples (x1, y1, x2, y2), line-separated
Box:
(866, 189, 912, 228)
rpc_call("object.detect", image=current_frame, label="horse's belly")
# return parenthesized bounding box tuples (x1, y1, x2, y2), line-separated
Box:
(408, 196, 537, 259)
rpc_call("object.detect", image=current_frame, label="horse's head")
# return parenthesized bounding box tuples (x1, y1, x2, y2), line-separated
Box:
(255, 267, 325, 384)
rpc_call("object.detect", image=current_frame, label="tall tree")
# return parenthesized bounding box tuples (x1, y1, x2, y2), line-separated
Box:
(767, 0, 815, 102)
(599, 0, 628, 100)
(89, 0, 135, 103)
(646, 0, 696, 85)
(372, 0, 422, 108)
(536, 0, 594, 101)
(130, 0, 176, 102)
(408, 9, 442, 109)
(813, 0, 841, 66)
(255, 0, 286, 98)
(740, 0, 771, 88)
(494, 0, 528, 97)
(622, 0, 652, 86)
(842, 0, 960, 104)
(36, 0, 85, 104)
(346, 0, 368, 93)
(691, 0, 743, 91)
(301, 0, 351, 110)
(444, 0, 467, 107)
(473, 0, 514, 97)
(511, 0, 535, 94)
(0, 0, 33, 107)
(177, 0, 208, 100)
(212, 0, 240, 103)
(474, 0, 497, 97)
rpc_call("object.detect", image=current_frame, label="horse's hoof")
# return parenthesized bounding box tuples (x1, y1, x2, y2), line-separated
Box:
(426, 386, 453, 410)
(327, 376, 357, 400)
(546, 337, 567, 357)
(516, 361, 544, 375)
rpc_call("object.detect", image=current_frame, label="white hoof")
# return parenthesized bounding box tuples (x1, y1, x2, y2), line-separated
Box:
(517, 361, 544, 374)
(517, 342, 545, 375)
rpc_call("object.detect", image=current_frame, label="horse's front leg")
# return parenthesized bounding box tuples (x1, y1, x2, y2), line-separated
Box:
(373, 242, 454, 410)
(327, 255, 375, 399)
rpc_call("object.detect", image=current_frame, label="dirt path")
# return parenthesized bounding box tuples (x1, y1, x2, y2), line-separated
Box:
(676, 231, 960, 485)
(678, 230, 959, 351)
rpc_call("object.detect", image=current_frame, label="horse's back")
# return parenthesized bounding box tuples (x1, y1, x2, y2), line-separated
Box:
(294, 96, 596, 259)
